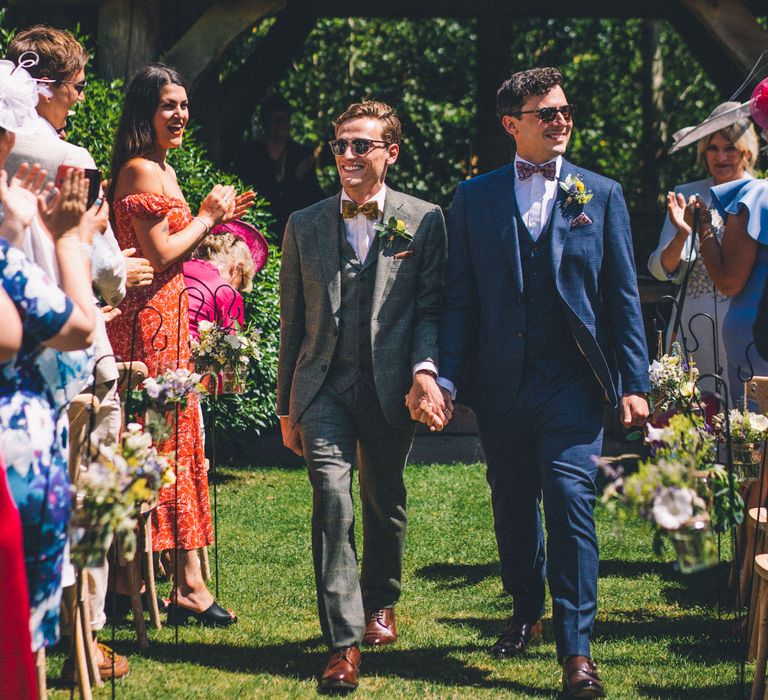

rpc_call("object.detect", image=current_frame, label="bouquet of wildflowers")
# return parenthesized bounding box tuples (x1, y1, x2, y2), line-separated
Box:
(70, 423, 175, 567)
(142, 368, 206, 413)
(191, 319, 261, 390)
(601, 414, 742, 538)
(648, 343, 700, 416)
(711, 409, 768, 444)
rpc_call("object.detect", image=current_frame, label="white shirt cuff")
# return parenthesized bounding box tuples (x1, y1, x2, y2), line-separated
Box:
(437, 376, 457, 400)
(413, 361, 438, 378)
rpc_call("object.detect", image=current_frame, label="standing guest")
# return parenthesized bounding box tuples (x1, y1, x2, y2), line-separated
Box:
(4, 26, 137, 677)
(277, 100, 447, 693)
(234, 95, 324, 243)
(647, 102, 757, 391)
(418, 68, 649, 698)
(0, 291, 34, 700)
(183, 221, 267, 340)
(106, 63, 253, 626)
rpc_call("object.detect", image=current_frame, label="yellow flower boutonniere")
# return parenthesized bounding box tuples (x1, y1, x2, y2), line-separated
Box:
(374, 216, 413, 248)
(559, 173, 593, 207)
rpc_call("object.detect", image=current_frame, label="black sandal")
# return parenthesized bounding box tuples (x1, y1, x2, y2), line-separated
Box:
(166, 601, 237, 627)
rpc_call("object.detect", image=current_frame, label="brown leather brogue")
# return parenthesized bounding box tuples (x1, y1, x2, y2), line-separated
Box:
(490, 618, 543, 658)
(561, 655, 606, 699)
(362, 608, 397, 646)
(319, 646, 361, 694)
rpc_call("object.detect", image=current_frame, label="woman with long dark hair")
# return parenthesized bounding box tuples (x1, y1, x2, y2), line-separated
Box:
(107, 63, 252, 625)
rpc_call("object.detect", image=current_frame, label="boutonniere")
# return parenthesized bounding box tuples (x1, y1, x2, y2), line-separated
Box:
(374, 216, 413, 248)
(559, 173, 593, 207)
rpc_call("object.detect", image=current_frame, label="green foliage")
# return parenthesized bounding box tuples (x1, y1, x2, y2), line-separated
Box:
(64, 76, 281, 440)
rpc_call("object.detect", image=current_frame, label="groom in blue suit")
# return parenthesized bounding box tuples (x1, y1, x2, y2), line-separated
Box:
(433, 67, 650, 698)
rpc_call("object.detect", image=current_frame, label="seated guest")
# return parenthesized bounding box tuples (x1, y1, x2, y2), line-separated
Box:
(183, 220, 266, 339)
(648, 102, 757, 395)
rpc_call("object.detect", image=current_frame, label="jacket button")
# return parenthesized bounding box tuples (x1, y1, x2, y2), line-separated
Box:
(320, 364, 327, 372)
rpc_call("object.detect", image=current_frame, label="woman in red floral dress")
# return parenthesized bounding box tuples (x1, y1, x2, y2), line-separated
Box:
(107, 63, 253, 626)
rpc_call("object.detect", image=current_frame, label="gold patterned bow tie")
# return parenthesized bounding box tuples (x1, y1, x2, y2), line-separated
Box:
(342, 199, 380, 220)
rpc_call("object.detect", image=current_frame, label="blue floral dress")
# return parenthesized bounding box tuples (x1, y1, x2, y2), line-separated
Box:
(0, 238, 93, 651)
(711, 178, 768, 406)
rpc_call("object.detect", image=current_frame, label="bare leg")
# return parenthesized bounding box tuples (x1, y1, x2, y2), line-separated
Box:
(170, 549, 214, 612)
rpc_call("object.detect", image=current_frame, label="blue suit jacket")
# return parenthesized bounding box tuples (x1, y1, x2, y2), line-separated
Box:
(439, 159, 650, 418)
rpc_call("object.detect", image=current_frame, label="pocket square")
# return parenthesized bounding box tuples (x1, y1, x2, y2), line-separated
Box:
(393, 250, 414, 260)
(571, 212, 593, 229)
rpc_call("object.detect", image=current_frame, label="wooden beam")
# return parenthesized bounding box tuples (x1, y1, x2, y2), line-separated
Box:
(161, 0, 286, 89)
(681, 0, 768, 89)
(97, 0, 159, 81)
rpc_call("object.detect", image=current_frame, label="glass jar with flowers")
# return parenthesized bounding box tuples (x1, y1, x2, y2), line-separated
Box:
(711, 409, 768, 483)
(191, 319, 261, 394)
(648, 343, 701, 422)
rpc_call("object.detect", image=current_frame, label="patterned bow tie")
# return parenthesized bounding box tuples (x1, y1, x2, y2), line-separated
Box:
(342, 199, 380, 220)
(515, 160, 557, 181)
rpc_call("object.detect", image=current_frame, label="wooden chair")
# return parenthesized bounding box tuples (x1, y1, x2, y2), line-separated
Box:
(63, 393, 104, 699)
(114, 361, 162, 647)
(751, 551, 768, 698)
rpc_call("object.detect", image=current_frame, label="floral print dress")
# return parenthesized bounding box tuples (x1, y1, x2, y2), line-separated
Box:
(107, 193, 212, 551)
(0, 238, 87, 651)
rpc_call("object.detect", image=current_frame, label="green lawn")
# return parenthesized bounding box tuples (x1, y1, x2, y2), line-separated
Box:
(48, 462, 744, 698)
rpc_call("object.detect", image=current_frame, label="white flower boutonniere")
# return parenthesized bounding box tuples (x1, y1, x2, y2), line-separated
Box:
(559, 173, 593, 207)
(374, 216, 412, 248)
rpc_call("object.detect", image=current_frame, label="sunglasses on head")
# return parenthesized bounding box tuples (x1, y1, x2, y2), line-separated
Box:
(328, 137, 389, 156)
(513, 104, 575, 122)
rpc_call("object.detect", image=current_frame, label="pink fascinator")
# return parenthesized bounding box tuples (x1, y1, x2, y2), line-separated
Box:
(210, 219, 269, 274)
(750, 77, 768, 129)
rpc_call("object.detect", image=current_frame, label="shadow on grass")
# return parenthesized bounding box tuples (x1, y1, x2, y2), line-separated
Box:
(636, 682, 741, 699)
(415, 561, 499, 588)
(138, 638, 554, 695)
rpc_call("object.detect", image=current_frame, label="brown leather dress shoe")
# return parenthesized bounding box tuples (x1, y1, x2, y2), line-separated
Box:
(319, 646, 361, 694)
(561, 655, 605, 699)
(491, 618, 543, 658)
(362, 608, 397, 646)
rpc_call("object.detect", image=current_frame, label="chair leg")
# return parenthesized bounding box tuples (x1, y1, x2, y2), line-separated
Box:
(79, 574, 103, 687)
(73, 583, 93, 700)
(143, 516, 162, 630)
(126, 551, 149, 649)
(752, 583, 768, 700)
(34, 648, 46, 700)
(199, 546, 211, 582)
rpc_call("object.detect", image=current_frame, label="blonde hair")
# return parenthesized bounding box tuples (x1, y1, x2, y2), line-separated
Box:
(193, 233, 255, 294)
(696, 123, 759, 174)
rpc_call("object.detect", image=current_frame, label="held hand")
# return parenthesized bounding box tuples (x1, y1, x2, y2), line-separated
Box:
(38, 167, 88, 240)
(122, 247, 154, 288)
(620, 393, 650, 428)
(666, 191, 690, 236)
(198, 184, 237, 229)
(405, 371, 453, 432)
(280, 415, 303, 457)
(221, 190, 256, 224)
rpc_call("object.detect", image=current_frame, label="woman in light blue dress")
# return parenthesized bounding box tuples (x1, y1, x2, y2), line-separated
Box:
(701, 177, 768, 406)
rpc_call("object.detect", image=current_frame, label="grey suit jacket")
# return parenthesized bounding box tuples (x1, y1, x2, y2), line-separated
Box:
(277, 188, 447, 428)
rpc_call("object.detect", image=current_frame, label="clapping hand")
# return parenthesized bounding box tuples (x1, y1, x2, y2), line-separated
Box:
(666, 192, 689, 235)
(122, 247, 154, 288)
(222, 190, 256, 224)
(0, 163, 55, 246)
(683, 194, 712, 230)
(38, 167, 88, 240)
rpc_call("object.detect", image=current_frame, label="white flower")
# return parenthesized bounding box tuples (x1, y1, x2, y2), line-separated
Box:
(652, 487, 696, 530)
(198, 320, 214, 333)
(645, 424, 666, 444)
(750, 414, 768, 433)
(224, 334, 241, 350)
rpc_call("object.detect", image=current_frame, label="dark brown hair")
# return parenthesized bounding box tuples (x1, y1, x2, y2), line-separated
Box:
(496, 67, 563, 118)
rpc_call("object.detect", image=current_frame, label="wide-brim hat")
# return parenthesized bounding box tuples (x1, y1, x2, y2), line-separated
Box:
(211, 219, 269, 274)
(668, 100, 752, 154)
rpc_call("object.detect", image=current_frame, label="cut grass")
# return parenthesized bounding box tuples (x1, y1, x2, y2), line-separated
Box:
(47, 462, 743, 698)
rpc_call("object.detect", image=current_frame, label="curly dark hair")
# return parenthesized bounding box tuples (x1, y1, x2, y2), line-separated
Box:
(496, 67, 563, 119)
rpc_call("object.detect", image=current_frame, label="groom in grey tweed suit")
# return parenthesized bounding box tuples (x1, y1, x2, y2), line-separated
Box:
(277, 101, 447, 693)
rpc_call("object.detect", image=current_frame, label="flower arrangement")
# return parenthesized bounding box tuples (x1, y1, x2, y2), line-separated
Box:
(601, 414, 743, 571)
(142, 368, 206, 412)
(375, 216, 412, 248)
(648, 344, 700, 416)
(711, 409, 768, 444)
(191, 319, 261, 392)
(70, 423, 175, 567)
(559, 173, 593, 206)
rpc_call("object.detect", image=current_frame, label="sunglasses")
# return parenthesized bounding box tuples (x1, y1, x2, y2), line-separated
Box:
(328, 138, 389, 156)
(513, 104, 575, 122)
(38, 78, 88, 95)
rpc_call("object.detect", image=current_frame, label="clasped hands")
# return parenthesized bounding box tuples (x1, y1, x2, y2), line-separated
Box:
(405, 371, 454, 432)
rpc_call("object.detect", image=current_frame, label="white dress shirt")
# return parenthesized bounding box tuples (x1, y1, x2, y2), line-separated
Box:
(340, 185, 387, 263)
(513, 154, 562, 241)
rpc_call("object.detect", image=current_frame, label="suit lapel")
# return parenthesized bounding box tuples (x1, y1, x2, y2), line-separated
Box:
(492, 164, 523, 294)
(549, 158, 574, 284)
(371, 188, 406, 317)
(316, 194, 342, 325)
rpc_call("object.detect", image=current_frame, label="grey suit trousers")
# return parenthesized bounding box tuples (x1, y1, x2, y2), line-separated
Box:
(298, 375, 414, 649)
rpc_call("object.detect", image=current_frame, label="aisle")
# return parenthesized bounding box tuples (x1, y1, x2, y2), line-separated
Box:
(48, 462, 738, 699)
